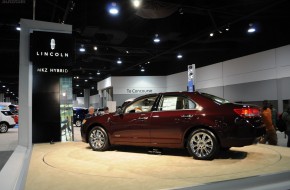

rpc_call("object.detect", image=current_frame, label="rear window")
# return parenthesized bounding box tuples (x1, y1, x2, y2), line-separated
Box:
(1, 110, 13, 116)
(201, 93, 230, 104)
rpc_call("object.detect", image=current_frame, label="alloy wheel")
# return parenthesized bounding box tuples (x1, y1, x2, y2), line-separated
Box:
(0, 123, 8, 133)
(75, 120, 82, 127)
(187, 129, 218, 160)
(89, 127, 109, 151)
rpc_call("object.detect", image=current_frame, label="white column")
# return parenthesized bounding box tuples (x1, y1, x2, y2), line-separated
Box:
(84, 89, 90, 108)
(19, 19, 72, 148)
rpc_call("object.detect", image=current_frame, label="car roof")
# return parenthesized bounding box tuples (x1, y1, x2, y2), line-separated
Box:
(132, 91, 200, 101)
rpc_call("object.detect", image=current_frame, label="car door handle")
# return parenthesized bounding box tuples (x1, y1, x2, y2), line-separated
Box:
(138, 117, 148, 120)
(181, 114, 193, 118)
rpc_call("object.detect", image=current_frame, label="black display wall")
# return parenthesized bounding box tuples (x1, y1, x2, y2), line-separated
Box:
(30, 31, 74, 143)
(32, 74, 61, 143)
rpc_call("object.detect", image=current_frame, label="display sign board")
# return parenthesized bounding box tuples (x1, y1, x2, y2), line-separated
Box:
(30, 31, 74, 66)
(187, 64, 195, 92)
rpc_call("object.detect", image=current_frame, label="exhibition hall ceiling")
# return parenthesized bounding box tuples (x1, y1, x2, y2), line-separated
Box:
(0, 0, 290, 97)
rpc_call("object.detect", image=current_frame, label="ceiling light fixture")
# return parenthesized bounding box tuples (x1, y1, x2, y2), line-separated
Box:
(248, 24, 256, 33)
(108, 2, 119, 15)
(179, 8, 184, 15)
(76, 84, 79, 87)
(132, 0, 142, 8)
(2, 85, 5, 88)
(79, 45, 85, 52)
(16, 27, 21, 31)
(225, 26, 229, 31)
(91, 87, 95, 89)
(117, 58, 122, 64)
(84, 79, 88, 82)
(177, 53, 183, 59)
(141, 67, 145, 72)
(97, 71, 101, 75)
(93, 46, 98, 51)
(126, 50, 129, 54)
(153, 34, 160, 43)
(209, 33, 214, 37)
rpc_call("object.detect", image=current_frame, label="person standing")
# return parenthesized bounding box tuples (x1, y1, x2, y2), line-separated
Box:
(269, 104, 278, 130)
(85, 106, 95, 119)
(260, 100, 278, 145)
(282, 106, 290, 147)
(103, 106, 109, 114)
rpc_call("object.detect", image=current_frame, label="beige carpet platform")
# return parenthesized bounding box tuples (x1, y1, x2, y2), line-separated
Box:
(25, 142, 290, 190)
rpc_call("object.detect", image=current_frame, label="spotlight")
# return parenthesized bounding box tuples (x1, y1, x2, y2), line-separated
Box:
(76, 84, 79, 87)
(16, 27, 21, 31)
(132, 0, 141, 8)
(248, 24, 256, 33)
(97, 71, 101, 75)
(84, 79, 88, 82)
(153, 34, 160, 43)
(2, 85, 5, 88)
(79, 45, 85, 52)
(141, 67, 145, 72)
(126, 50, 129, 54)
(80, 92, 83, 95)
(177, 53, 183, 59)
(117, 58, 122, 64)
(91, 87, 95, 89)
(209, 33, 214, 37)
(179, 8, 184, 15)
(108, 2, 119, 15)
(93, 46, 98, 51)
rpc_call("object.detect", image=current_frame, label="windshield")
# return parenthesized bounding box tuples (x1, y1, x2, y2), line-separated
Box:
(201, 93, 230, 104)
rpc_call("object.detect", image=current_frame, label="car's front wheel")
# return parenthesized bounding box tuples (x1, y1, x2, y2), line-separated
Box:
(187, 128, 219, 160)
(0, 122, 8, 133)
(75, 119, 82, 127)
(89, 126, 110, 151)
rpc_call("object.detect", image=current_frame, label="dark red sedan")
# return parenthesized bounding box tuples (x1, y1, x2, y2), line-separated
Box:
(81, 92, 265, 160)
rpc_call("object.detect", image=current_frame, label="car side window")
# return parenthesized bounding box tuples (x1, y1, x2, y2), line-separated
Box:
(125, 96, 157, 113)
(159, 96, 196, 111)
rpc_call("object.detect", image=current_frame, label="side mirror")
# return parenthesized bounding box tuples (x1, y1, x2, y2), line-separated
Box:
(116, 107, 123, 115)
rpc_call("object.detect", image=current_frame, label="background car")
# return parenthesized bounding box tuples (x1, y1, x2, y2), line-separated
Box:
(73, 107, 88, 127)
(0, 110, 16, 133)
(81, 92, 265, 160)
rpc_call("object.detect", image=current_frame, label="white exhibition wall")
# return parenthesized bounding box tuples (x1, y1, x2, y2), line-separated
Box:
(95, 44, 290, 110)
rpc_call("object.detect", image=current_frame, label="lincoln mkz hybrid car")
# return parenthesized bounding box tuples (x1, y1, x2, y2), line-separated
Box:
(81, 92, 265, 160)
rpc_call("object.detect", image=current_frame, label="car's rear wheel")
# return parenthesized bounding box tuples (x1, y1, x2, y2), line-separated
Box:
(89, 126, 110, 151)
(75, 120, 82, 127)
(0, 123, 8, 133)
(187, 128, 219, 160)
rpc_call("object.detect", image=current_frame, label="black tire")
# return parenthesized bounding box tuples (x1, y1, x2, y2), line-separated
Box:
(187, 128, 219, 160)
(75, 119, 82, 127)
(0, 122, 8, 133)
(88, 126, 110, 151)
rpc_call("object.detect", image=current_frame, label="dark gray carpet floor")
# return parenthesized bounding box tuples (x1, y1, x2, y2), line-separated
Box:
(0, 151, 13, 171)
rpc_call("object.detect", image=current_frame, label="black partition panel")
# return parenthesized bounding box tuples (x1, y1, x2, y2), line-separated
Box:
(32, 75, 60, 143)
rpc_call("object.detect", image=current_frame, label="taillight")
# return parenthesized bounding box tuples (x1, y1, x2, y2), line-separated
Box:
(234, 108, 260, 118)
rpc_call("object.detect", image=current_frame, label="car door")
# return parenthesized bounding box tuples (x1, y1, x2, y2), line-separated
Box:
(150, 95, 199, 145)
(109, 95, 158, 145)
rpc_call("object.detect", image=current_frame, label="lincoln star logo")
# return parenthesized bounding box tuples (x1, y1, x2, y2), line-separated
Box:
(35, 38, 69, 58)
(50, 38, 55, 50)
